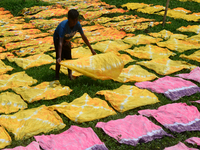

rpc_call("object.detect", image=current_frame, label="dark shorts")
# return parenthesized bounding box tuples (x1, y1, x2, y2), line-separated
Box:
(53, 33, 72, 60)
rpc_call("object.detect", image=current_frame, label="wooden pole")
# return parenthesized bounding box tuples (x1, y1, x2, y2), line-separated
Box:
(162, 0, 170, 27)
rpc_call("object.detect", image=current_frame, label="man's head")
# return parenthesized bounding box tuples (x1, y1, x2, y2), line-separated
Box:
(68, 9, 79, 27)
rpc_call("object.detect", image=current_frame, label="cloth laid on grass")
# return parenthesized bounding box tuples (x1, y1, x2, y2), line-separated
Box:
(136, 58, 197, 75)
(180, 50, 200, 63)
(0, 47, 6, 52)
(185, 137, 200, 146)
(121, 45, 175, 59)
(135, 76, 200, 101)
(0, 105, 65, 140)
(92, 40, 131, 53)
(0, 29, 41, 37)
(118, 54, 135, 65)
(121, 3, 150, 10)
(0, 71, 37, 92)
(0, 17, 25, 25)
(12, 81, 72, 103)
(34, 125, 108, 150)
(2, 141, 40, 150)
(5, 36, 53, 50)
(96, 115, 172, 146)
(60, 52, 124, 80)
(0, 92, 27, 114)
(8, 54, 54, 69)
(0, 14, 13, 19)
(123, 34, 163, 46)
(164, 142, 198, 150)
(71, 47, 92, 59)
(96, 85, 159, 112)
(0, 10, 10, 15)
(186, 34, 200, 43)
(82, 24, 105, 32)
(148, 29, 188, 40)
(136, 5, 165, 14)
(177, 25, 200, 34)
(0, 126, 11, 149)
(139, 103, 200, 133)
(50, 65, 83, 77)
(0, 60, 13, 75)
(0, 23, 35, 32)
(25, 8, 68, 19)
(48, 93, 116, 123)
(0, 52, 14, 60)
(156, 38, 200, 52)
(176, 67, 200, 83)
(114, 65, 158, 83)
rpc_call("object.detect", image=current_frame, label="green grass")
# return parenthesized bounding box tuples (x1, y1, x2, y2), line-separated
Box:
(1, 0, 200, 149)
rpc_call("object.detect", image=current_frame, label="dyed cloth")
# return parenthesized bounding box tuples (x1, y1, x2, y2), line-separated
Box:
(0, 14, 13, 19)
(3, 141, 40, 150)
(0, 71, 37, 92)
(71, 47, 92, 59)
(176, 67, 200, 83)
(34, 125, 108, 150)
(157, 38, 200, 52)
(186, 34, 200, 43)
(139, 103, 200, 133)
(0, 126, 11, 149)
(0, 92, 27, 114)
(60, 52, 124, 80)
(177, 25, 200, 34)
(0, 52, 14, 60)
(185, 137, 200, 146)
(96, 85, 159, 112)
(8, 54, 54, 69)
(180, 50, 200, 62)
(149, 29, 188, 40)
(123, 34, 163, 46)
(0, 17, 25, 25)
(121, 45, 175, 59)
(135, 76, 200, 101)
(0, 105, 65, 140)
(5, 36, 53, 50)
(0, 60, 13, 75)
(50, 65, 83, 77)
(0, 47, 6, 52)
(164, 142, 198, 150)
(92, 40, 131, 53)
(26, 9, 68, 19)
(12, 81, 72, 103)
(0, 29, 41, 37)
(114, 65, 158, 83)
(49, 93, 116, 123)
(136, 58, 196, 75)
(137, 5, 165, 14)
(118, 54, 135, 65)
(0, 23, 35, 32)
(96, 115, 171, 146)
(121, 3, 150, 10)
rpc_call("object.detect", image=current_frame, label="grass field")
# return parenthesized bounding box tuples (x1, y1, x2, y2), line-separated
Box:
(0, 0, 200, 149)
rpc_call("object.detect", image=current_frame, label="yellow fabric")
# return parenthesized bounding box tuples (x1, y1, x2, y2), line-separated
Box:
(136, 58, 197, 75)
(123, 34, 163, 46)
(0, 14, 13, 19)
(50, 65, 83, 77)
(121, 45, 175, 59)
(8, 54, 54, 69)
(0, 92, 27, 114)
(177, 25, 200, 34)
(71, 47, 93, 59)
(157, 38, 200, 52)
(0, 60, 13, 75)
(0, 16, 25, 24)
(0, 52, 14, 60)
(0, 23, 35, 32)
(0, 47, 6, 52)
(186, 34, 200, 43)
(0, 105, 66, 140)
(114, 65, 158, 83)
(96, 85, 159, 112)
(121, 3, 150, 10)
(60, 52, 124, 80)
(0, 71, 37, 92)
(118, 54, 135, 65)
(12, 81, 72, 103)
(0, 126, 11, 149)
(137, 5, 165, 14)
(148, 29, 188, 40)
(92, 40, 131, 53)
(180, 50, 200, 62)
(48, 93, 116, 123)
(0, 29, 41, 37)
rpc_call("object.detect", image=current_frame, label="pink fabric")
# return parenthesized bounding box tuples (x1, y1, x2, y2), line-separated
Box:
(135, 76, 200, 100)
(3, 141, 40, 150)
(176, 67, 200, 83)
(138, 103, 200, 133)
(96, 115, 172, 146)
(185, 137, 200, 146)
(191, 100, 200, 104)
(34, 125, 108, 150)
(164, 142, 198, 150)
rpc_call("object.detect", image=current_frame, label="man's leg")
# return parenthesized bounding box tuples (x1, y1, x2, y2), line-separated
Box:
(54, 34, 60, 80)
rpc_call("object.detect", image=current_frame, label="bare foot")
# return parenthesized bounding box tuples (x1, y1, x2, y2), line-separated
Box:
(68, 75, 75, 80)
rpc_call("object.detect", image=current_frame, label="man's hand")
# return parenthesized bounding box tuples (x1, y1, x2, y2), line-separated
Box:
(56, 58, 61, 64)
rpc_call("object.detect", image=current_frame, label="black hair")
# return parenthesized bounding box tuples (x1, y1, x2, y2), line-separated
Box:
(68, 9, 79, 20)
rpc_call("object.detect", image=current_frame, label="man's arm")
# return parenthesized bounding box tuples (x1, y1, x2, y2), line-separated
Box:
(56, 37, 64, 64)
(81, 33, 96, 55)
